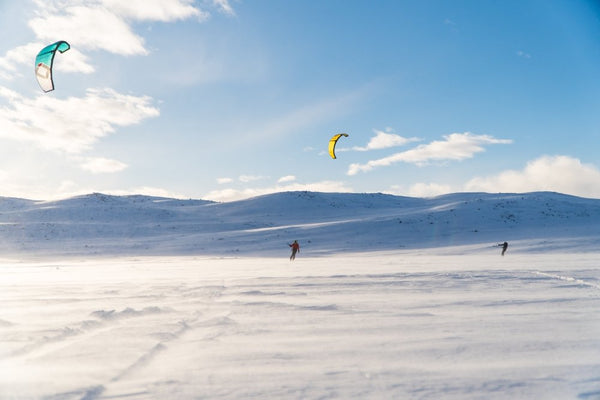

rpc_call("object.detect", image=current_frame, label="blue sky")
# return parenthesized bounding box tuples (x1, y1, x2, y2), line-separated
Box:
(0, 0, 599, 201)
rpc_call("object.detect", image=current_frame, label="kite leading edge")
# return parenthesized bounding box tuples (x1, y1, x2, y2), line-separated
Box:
(328, 133, 349, 159)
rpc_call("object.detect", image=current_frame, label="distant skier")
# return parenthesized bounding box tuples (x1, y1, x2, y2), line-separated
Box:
(498, 241, 508, 256)
(288, 240, 300, 261)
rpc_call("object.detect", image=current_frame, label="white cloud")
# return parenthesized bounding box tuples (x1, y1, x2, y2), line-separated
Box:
(0, 42, 94, 80)
(53, 47, 95, 74)
(0, 86, 159, 153)
(278, 175, 296, 183)
(0, 165, 83, 200)
(101, 0, 208, 21)
(257, 97, 344, 140)
(0, 43, 44, 75)
(213, 0, 235, 16)
(348, 132, 512, 175)
(517, 50, 531, 59)
(352, 129, 420, 151)
(0, 174, 51, 201)
(239, 175, 267, 183)
(79, 157, 128, 173)
(27, 0, 211, 55)
(0, 86, 21, 101)
(203, 180, 353, 202)
(29, 5, 148, 56)
(464, 155, 600, 198)
(0, 0, 217, 79)
(217, 177, 233, 184)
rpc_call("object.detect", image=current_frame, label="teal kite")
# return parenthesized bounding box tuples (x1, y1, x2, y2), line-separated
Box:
(35, 41, 70, 92)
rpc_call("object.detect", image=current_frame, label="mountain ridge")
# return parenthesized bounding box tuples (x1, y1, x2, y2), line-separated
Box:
(0, 191, 598, 257)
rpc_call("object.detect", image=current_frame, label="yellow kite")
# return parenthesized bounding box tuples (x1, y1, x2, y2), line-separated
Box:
(328, 133, 348, 159)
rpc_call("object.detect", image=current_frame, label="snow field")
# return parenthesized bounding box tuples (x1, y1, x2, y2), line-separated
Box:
(0, 252, 598, 399)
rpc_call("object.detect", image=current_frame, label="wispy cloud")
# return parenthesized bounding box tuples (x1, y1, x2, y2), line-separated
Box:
(384, 156, 600, 199)
(29, 0, 209, 55)
(79, 157, 128, 173)
(219, 175, 276, 185)
(517, 50, 531, 59)
(351, 128, 420, 152)
(258, 96, 353, 140)
(239, 83, 375, 143)
(444, 18, 456, 26)
(0, 170, 63, 201)
(0, 43, 46, 77)
(0, 42, 94, 78)
(0, 0, 227, 79)
(239, 175, 268, 183)
(465, 155, 600, 198)
(444, 18, 459, 32)
(213, 0, 236, 16)
(348, 132, 512, 175)
(29, 5, 148, 56)
(278, 175, 296, 183)
(0, 86, 159, 153)
(102, 0, 209, 22)
(217, 177, 234, 184)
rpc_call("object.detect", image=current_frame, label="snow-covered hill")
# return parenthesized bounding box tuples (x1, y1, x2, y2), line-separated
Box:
(0, 191, 598, 257)
(1, 192, 599, 399)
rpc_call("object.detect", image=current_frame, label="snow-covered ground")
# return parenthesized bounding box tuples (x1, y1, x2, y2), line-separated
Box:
(0, 191, 599, 399)
(1, 253, 599, 399)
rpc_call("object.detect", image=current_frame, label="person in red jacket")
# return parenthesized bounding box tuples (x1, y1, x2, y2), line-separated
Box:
(289, 240, 300, 260)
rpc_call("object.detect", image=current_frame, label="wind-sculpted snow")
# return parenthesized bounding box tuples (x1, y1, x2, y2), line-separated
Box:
(0, 191, 598, 257)
(90, 306, 172, 320)
(0, 253, 598, 399)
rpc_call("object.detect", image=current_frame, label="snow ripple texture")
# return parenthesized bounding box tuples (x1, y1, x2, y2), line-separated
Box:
(0, 252, 598, 399)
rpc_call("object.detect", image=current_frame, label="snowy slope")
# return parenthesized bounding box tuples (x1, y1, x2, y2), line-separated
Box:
(1, 193, 599, 399)
(0, 191, 598, 257)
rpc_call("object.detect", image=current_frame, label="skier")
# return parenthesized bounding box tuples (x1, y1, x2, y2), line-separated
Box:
(498, 241, 508, 256)
(288, 240, 300, 261)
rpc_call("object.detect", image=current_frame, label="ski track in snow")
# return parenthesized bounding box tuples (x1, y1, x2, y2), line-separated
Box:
(0, 253, 599, 399)
(533, 271, 600, 291)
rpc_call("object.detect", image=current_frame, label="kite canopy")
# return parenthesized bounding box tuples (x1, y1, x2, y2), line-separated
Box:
(35, 41, 70, 92)
(328, 133, 349, 159)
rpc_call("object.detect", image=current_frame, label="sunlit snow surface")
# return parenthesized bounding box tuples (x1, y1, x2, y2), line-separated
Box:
(1, 251, 599, 399)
